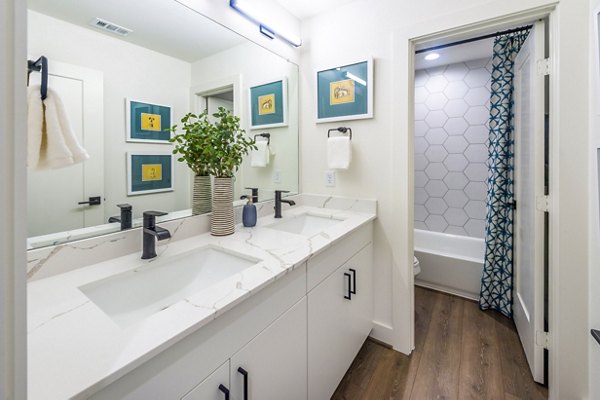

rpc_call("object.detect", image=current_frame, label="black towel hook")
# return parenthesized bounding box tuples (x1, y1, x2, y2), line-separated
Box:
(327, 127, 352, 140)
(27, 56, 48, 100)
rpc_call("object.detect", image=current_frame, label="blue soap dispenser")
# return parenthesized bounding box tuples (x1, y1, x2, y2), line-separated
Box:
(242, 197, 257, 227)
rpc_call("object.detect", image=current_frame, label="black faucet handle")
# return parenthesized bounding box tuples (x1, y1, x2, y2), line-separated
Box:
(143, 210, 167, 217)
(275, 190, 290, 194)
(117, 203, 132, 211)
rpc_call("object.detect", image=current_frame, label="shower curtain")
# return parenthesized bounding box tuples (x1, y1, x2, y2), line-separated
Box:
(479, 28, 531, 318)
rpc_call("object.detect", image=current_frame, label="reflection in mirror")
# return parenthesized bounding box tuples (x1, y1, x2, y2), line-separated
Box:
(26, 0, 299, 249)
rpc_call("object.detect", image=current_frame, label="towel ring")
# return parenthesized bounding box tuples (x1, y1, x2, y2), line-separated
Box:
(254, 133, 270, 145)
(27, 56, 48, 100)
(327, 127, 352, 140)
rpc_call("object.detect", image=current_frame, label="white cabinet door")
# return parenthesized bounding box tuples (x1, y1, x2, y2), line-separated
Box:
(307, 243, 373, 400)
(230, 298, 307, 400)
(182, 360, 230, 400)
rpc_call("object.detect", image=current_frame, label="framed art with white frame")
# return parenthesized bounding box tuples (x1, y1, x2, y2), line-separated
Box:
(249, 78, 288, 129)
(127, 151, 174, 195)
(316, 57, 374, 123)
(126, 98, 173, 143)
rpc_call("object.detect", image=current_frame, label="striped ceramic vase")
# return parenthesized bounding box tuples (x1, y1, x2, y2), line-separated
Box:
(192, 175, 212, 215)
(210, 177, 235, 236)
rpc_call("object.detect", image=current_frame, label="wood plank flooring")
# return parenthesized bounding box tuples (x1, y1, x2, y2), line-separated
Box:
(332, 287, 548, 400)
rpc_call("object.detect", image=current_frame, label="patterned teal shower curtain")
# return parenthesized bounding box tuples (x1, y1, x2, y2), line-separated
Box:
(479, 28, 531, 318)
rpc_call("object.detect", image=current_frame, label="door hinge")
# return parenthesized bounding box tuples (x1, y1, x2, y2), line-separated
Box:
(537, 58, 551, 76)
(536, 330, 551, 349)
(535, 195, 551, 212)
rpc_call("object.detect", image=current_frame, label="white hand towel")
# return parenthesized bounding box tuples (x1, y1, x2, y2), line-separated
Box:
(327, 136, 352, 169)
(251, 141, 270, 168)
(27, 85, 89, 170)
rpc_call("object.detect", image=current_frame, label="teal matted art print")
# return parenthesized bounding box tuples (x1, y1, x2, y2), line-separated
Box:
(249, 79, 287, 129)
(126, 98, 172, 143)
(316, 58, 373, 123)
(127, 152, 174, 195)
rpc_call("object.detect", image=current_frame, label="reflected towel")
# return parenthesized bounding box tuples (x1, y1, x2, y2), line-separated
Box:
(251, 141, 270, 168)
(327, 136, 352, 169)
(28, 85, 89, 170)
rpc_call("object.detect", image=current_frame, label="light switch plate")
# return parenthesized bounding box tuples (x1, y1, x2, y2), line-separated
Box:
(273, 169, 282, 184)
(325, 170, 336, 187)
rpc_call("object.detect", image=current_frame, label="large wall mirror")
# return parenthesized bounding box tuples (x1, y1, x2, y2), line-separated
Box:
(26, 0, 299, 249)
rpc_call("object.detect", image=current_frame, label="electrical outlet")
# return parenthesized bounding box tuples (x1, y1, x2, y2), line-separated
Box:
(325, 170, 336, 187)
(273, 169, 282, 184)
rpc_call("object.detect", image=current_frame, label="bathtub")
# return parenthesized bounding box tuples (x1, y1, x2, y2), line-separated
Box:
(414, 229, 485, 300)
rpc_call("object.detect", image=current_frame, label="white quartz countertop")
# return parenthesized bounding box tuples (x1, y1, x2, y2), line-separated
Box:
(28, 205, 376, 400)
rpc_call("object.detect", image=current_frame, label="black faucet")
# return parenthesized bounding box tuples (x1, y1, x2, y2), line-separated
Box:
(141, 211, 171, 259)
(274, 190, 296, 218)
(241, 187, 259, 203)
(108, 203, 132, 230)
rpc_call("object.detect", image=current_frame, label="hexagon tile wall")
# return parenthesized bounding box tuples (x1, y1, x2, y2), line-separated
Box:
(414, 57, 492, 238)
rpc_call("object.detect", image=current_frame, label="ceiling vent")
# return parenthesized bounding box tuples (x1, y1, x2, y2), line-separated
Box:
(89, 18, 132, 37)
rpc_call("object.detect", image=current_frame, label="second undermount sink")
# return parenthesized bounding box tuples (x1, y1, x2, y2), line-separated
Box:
(78, 246, 260, 327)
(266, 213, 344, 237)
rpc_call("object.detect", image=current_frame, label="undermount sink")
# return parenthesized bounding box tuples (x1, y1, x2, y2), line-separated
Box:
(266, 213, 344, 237)
(78, 246, 260, 327)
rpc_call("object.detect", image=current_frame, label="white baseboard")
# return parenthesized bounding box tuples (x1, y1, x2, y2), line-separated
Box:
(414, 281, 478, 301)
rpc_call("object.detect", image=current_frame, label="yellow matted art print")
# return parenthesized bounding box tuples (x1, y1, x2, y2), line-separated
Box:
(329, 79, 355, 105)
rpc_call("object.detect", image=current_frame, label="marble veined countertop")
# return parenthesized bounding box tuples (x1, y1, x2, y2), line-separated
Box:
(28, 204, 376, 400)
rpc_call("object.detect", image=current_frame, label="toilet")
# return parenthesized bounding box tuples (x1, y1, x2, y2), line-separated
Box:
(413, 256, 421, 276)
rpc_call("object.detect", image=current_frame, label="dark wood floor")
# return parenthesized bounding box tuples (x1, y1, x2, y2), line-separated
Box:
(332, 287, 548, 400)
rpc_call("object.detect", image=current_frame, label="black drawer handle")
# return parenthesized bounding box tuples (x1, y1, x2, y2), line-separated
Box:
(219, 384, 230, 400)
(344, 272, 352, 300)
(238, 367, 248, 400)
(78, 196, 101, 206)
(349, 268, 357, 295)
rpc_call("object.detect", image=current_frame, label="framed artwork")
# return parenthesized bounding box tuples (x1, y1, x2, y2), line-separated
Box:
(316, 58, 373, 123)
(127, 152, 174, 195)
(126, 98, 172, 143)
(249, 79, 287, 129)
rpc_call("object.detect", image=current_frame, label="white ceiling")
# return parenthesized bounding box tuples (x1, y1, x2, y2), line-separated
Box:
(27, 0, 247, 62)
(414, 37, 495, 70)
(273, 0, 357, 20)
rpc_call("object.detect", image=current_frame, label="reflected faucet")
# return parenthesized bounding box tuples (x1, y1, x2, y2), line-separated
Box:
(141, 211, 171, 259)
(274, 190, 296, 218)
(108, 203, 132, 230)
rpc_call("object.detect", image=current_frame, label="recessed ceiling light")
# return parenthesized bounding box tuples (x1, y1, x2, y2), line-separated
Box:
(424, 53, 440, 61)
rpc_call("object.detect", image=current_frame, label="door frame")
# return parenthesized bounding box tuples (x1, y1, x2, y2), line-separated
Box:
(391, 1, 559, 397)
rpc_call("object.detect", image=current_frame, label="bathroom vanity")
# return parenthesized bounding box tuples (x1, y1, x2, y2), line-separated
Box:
(27, 195, 376, 400)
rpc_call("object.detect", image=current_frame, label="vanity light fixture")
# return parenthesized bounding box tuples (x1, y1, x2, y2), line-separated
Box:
(229, 0, 302, 47)
(424, 52, 440, 61)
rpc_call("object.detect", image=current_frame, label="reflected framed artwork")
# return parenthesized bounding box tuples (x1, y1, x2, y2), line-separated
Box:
(127, 151, 174, 195)
(249, 79, 287, 129)
(126, 98, 172, 143)
(316, 58, 373, 123)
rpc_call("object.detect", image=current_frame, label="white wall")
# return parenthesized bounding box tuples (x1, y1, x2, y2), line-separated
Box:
(300, 0, 590, 398)
(27, 10, 192, 222)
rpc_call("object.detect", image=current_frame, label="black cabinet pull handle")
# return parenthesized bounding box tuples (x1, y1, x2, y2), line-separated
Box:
(218, 384, 230, 400)
(349, 268, 357, 295)
(238, 367, 248, 400)
(344, 272, 352, 300)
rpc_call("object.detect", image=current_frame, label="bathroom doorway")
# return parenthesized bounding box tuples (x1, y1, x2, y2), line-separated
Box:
(411, 19, 549, 386)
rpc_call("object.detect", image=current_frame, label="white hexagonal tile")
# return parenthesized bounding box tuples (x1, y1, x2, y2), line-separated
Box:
(425, 214, 448, 232)
(464, 181, 487, 200)
(444, 136, 469, 153)
(464, 125, 488, 143)
(415, 154, 428, 171)
(415, 187, 428, 204)
(444, 190, 468, 207)
(465, 68, 490, 88)
(425, 145, 448, 163)
(425, 180, 448, 197)
(425, 75, 448, 93)
(465, 200, 486, 219)
(465, 144, 488, 162)
(444, 172, 469, 189)
(464, 87, 489, 106)
(425, 197, 448, 215)
(415, 103, 429, 121)
(443, 208, 469, 226)
(425, 110, 448, 128)
(425, 163, 448, 179)
(464, 163, 488, 181)
(464, 106, 489, 125)
(444, 81, 469, 99)
(444, 117, 468, 135)
(445, 226, 468, 236)
(415, 70, 429, 87)
(444, 154, 468, 171)
(415, 120, 428, 137)
(415, 171, 428, 188)
(415, 204, 428, 221)
(415, 86, 429, 103)
(415, 220, 428, 230)
(464, 219, 486, 238)
(415, 137, 428, 154)
(444, 99, 469, 118)
(427, 65, 446, 76)
(426, 93, 448, 111)
(466, 58, 489, 69)
(443, 63, 469, 82)
(425, 128, 447, 145)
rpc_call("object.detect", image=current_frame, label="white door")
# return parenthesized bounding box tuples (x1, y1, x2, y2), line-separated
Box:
(513, 20, 546, 384)
(27, 59, 104, 237)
